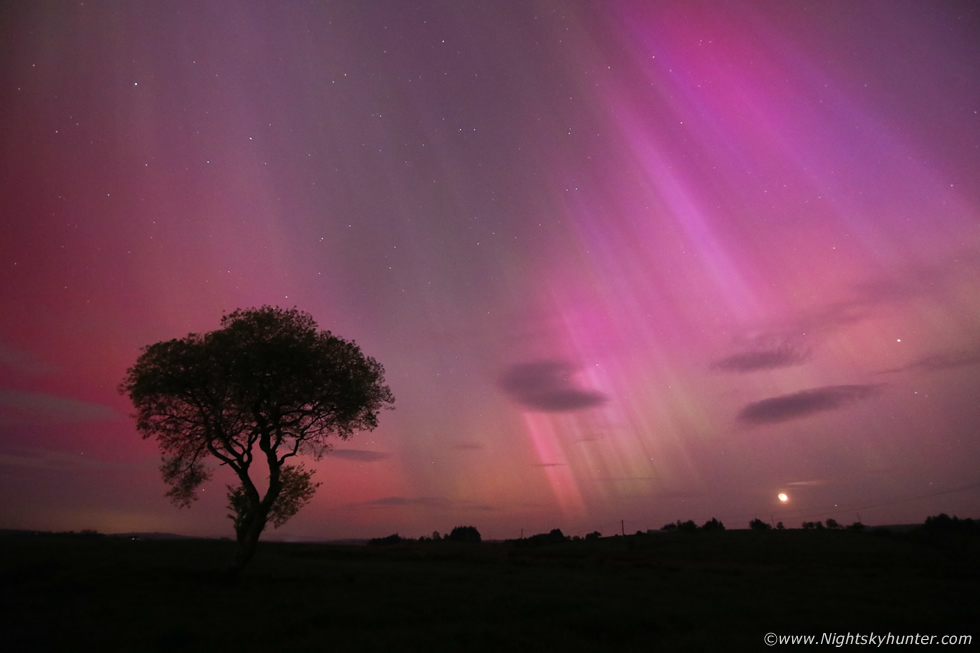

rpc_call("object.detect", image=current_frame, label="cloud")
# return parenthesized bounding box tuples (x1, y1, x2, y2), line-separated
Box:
(363, 496, 447, 507)
(880, 351, 980, 375)
(356, 496, 494, 511)
(0, 390, 121, 424)
(712, 344, 810, 373)
(0, 344, 58, 376)
(0, 447, 147, 472)
(738, 385, 882, 425)
(499, 360, 607, 412)
(329, 449, 390, 462)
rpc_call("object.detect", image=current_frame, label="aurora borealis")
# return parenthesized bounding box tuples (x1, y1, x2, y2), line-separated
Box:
(1, 1, 979, 540)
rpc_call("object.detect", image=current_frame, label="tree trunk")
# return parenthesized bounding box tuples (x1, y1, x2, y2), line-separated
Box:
(225, 458, 282, 581)
(227, 505, 268, 581)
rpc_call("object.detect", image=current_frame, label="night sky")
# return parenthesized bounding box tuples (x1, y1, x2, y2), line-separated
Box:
(2, 1, 979, 541)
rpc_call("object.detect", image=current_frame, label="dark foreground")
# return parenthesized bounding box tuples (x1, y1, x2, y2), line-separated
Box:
(1, 529, 976, 652)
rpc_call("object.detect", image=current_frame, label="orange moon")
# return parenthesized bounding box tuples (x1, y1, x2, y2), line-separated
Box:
(777, 493, 788, 502)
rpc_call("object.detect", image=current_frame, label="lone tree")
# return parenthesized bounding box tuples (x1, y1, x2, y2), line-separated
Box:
(120, 306, 394, 575)
(447, 525, 482, 543)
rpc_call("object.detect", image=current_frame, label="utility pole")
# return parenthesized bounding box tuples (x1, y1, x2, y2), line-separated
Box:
(621, 520, 625, 536)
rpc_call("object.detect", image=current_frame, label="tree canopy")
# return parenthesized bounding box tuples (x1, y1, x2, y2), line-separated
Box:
(120, 306, 394, 573)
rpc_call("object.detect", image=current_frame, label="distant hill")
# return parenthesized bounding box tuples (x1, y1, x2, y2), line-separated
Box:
(0, 529, 205, 540)
(108, 532, 202, 540)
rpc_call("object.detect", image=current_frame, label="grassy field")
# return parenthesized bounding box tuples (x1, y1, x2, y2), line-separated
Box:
(1, 529, 976, 652)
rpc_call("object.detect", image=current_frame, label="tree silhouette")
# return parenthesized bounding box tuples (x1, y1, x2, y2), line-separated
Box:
(702, 518, 725, 531)
(749, 518, 772, 531)
(120, 306, 394, 576)
(448, 526, 482, 543)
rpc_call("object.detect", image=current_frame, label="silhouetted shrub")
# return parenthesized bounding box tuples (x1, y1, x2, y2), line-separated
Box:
(702, 518, 725, 531)
(802, 521, 817, 530)
(677, 520, 698, 532)
(847, 521, 865, 532)
(749, 519, 772, 531)
(661, 522, 678, 531)
(585, 531, 602, 541)
(367, 534, 404, 546)
(513, 528, 569, 547)
(447, 526, 481, 543)
(776, 522, 785, 530)
(825, 518, 842, 530)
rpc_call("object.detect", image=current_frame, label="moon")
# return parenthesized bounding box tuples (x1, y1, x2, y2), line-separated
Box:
(777, 493, 788, 502)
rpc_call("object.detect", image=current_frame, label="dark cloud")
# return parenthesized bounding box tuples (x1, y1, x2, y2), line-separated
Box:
(357, 496, 494, 511)
(329, 449, 390, 462)
(738, 385, 882, 425)
(784, 252, 980, 336)
(363, 496, 447, 507)
(0, 344, 57, 376)
(881, 351, 980, 374)
(574, 435, 604, 443)
(0, 390, 121, 424)
(712, 344, 810, 373)
(0, 446, 148, 472)
(499, 360, 606, 412)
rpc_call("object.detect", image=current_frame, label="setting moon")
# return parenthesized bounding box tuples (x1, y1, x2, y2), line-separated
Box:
(777, 493, 788, 502)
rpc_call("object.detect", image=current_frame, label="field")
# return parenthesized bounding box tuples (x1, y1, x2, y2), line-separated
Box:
(1, 529, 976, 652)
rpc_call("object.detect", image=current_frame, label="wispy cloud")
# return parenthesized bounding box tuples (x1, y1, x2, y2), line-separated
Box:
(329, 449, 390, 462)
(0, 390, 121, 424)
(712, 343, 810, 373)
(355, 496, 494, 511)
(738, 385, 882, 425)
(0, 446, 147, 472)
(0, 344, 57, 376)
(499, 360, 606, 412)
(743, 253, 980, 341)
(880, 351, 980, 375)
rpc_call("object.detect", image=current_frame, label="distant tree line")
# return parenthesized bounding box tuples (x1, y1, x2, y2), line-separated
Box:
(510, 528, 569, 547)
(920, 513, 978, 535)
(660, 518, 726, 532)
(800, 518, 864, 531)
(369, 525, 482, 546)
(19, 513, 972, 550)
